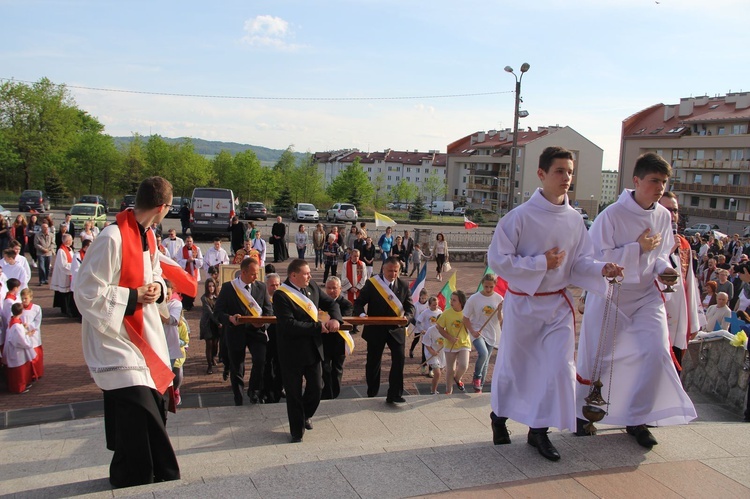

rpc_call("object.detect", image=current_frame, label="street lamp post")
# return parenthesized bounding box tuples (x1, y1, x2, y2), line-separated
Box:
(505, 62, 530, 213)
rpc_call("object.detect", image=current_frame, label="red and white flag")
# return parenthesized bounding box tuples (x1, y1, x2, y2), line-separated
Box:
(464, 216, 478, 230)
(159, 252, 199, 298)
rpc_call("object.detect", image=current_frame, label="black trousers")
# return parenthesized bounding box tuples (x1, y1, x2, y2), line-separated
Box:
(280, 360, 323, 439)
(228, 334, 267, 405)
(365, 331, 405, 399)
(262, 329, 284, 403)
(181, 294, 195, 311)
(321, 335, 345, 400)
(103, 386, 180, 488)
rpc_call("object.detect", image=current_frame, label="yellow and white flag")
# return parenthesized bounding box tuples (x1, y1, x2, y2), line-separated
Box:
(374, 211, 397, 228)
(339, 329, 355, 355)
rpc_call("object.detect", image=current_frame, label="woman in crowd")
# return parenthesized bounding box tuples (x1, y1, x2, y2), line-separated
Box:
(0, 216, 10, 253)
(12, 215, 27, 254)
(295, 224, 308, 260)
(391, 235, 406, 272)
(200, 278, 221, 374)
(26, 214, 40, 267)
(702, 280, 718, 310)
(312, 223, 326, 270)
(378, 227, 394, 264)
(432, 232, 449, 282)
(79, 220, 96, 245)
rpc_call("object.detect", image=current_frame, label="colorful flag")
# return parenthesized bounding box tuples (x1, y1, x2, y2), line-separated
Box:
(374, 211, 397, 228)
(410, 263, 427, 303)
(159, 252, 199, 297)
(464, 216, 478, 230)
(476, 265, 508, 297)
(437, 272, 457, 310)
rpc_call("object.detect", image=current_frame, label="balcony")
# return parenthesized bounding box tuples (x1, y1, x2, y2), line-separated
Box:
(674, 159, 750, 171)
(468, 169, 508, 177)
(671, 181, 750, 196)
(467, 183, 509, 193)
(683, 207, 740, 220)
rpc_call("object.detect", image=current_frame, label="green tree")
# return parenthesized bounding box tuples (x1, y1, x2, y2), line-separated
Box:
(290, 153, 325, 205)
(422, 172, 447, 206)
(0, 78, 81, 189)
(65, 120, 120, 199)
(212, 150, 235, 188)
(372, 173, 386, 209)
(0, 130, 22, 191)
(409, 194, 427, 221)
(118, 134, 146, 194)
(144, 135, 173, 179)
(274, 145, 297, 190)
(390, 179, 418, 205)
(45, 167, 69, 207)
(327, 157, 374, 206)
(274, 186, 293, 214)
(256, 167, 279, 204)
(230, 149, 262, 202)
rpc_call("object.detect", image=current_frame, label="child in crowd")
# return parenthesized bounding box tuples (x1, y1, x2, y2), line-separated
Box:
(463, 274, 503, 393)
(421, 323, 445, 394)
(409, 244, 425, 277)
(409, 289, 429, 359)
(161, 280, 184, 404)
(3, 302, 36, 393)
(172, 310, 190, 406)
(435, 290, 470, 394)
(20, 288, 43, 380)
(1, 278, 21, 346)
(1, 248, 29, 291)
(416, 296, 442, 377)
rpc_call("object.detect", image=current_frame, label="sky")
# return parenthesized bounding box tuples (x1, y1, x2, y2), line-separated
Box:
(2, 0, 749, 170)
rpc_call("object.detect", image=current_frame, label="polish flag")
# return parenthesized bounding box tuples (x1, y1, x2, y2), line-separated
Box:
(464, 216, 478, 230)
(158, 253, 198, 298)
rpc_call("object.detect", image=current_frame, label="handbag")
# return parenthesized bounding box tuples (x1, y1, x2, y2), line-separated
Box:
(442, 261, 452, 273)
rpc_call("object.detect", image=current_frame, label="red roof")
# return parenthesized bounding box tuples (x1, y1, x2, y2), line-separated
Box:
(446, 129, 550, 154)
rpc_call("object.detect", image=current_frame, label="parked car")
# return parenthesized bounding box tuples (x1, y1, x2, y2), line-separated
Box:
(18, 190, 49, 212)
(326, 203, 358, 222)
(0, 204, 11, 225)
(69, 203, 108, 229)
(453, 206, 466, 216)
(683, 223, 720, 238)
(241, 202, 268, 221)
(78, 194, 109, 213)
(292, 203, 319, 222)
(190, 187, 236, 237)
(119, 195, 136, 212)
(430, 201, 454, 215)
(168, 197, 190, 218)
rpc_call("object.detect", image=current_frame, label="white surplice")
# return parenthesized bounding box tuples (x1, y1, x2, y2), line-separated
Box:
(75, 224, 170, 391)
(0, 258, 30, 290)
(4, 322, 36, 368)
(577, 189, 696, 427)
(163, 236, 184, 261)
(49, 247, 72, 293)
(664, 240, 705, 350)
(488, 188, 607, 431)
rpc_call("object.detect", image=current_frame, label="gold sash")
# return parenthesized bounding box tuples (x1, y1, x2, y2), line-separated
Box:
(278, 283, 318, 321)
(231, 279, 262, 317)
(370, 275, 405, 316)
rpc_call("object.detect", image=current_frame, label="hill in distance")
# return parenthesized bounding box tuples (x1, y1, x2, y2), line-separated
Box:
(113, 136, 308, 165)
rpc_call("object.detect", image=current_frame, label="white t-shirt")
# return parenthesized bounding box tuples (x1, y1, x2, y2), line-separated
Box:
(463, 291, 503, 347)
(416, 307, 442, 334)
(421, 325, 446, 368)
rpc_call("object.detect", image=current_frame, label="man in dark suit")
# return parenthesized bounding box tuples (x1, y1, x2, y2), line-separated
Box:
(214, 257, 273, 406)
(321, 276, 353, 400)
(273, 259, 342, 443)
(271, 216, 287, 262)
(402, 230, 414, 275)
(353, 256, 415, 404)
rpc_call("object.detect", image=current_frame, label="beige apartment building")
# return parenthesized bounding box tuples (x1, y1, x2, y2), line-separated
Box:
(601, 170, 619, 205)
(619, 93, 750, 230)
(446, 126, 603, 216)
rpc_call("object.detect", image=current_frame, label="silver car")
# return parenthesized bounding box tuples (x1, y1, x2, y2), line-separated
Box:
(293, 203, 319, 222)
(326, 203, 358, 222)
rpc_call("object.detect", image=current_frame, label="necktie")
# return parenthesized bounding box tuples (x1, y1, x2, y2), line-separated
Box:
(390, 281, 396, 291)
(245, 284, 250, 291)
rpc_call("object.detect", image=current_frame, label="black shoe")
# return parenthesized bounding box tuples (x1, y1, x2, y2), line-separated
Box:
(491, 422, 511, 445)
(527, 431, 561, 461)
(291, 435, 303, 443)
(626, 425, 658, 448)
(304, 419, 313, 430)
(248, 390, 262, 404)
(386, 396, 406, 404)
(409, 351, 414, 359)
(234, 396, 243, 406)
(222, 369, 229, 381)
(575, 417, 595, 437)
(206, 367, 213, 374)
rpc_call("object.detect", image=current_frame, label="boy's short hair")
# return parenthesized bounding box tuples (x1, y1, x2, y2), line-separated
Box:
(538, 146, 574, 173)
(11, 302, 23, 316)
(633, 152, 672, 179)
(428, 296, 438, 305)
(135, 177, 173, 210)
(3, 248, 15, 258)
(207, 265, 218, 275)
(8, 239, 21, 249)
(21, 288, 33, 299)
(6, 278, 20, 290)
(213, 237, 222, 243)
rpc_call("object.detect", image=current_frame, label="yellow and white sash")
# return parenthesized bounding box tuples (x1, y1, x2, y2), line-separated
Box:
(278, 283, 318, 321)
(231, 278, 262, 317)
(370, 275, 405, 316)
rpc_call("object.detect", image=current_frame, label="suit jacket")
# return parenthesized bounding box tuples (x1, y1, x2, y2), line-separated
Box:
(214, 279, 273, 349)
(353, 276, 415, 344)
(273, 279, 343, 365)
(322, 295, 353, 354)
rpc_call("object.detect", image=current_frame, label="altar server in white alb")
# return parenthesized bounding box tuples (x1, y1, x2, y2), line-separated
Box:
(576, 153, 697, 449)
(487, 146, 622, 462)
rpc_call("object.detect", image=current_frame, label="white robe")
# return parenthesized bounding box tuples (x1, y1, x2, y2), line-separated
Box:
(577, 189, 696, 427)
(22, 304, 42, 348)
(203, 247, 229, 272)
(488, 188, 606, 431)
(177, 246, 204, 283)
(163, 236, 184, 261)
(0, 259, 30, 291)
(664, 242, 705, 350)
(70, 250, 85, 292)
(3, 322, 36, 368)
(49, 247, 72, 293)
(75, 224, 170, 391)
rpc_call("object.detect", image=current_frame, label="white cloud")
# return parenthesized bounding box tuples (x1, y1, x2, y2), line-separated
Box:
(241, 15, 301, 51)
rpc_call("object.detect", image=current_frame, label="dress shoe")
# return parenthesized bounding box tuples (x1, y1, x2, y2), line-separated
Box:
(206, 367, 213, 375)
(491, 422, 511, 445)
(527, 430, 561, 461)
(575, 417, 595, 437)
(222, 369, 229, 381)
(290, 435, 303, 443)
(248, 390, 262, 404)
(386, 396, 406, 404)
(626, 425, 658, 448)
(304, 419, 313, 430)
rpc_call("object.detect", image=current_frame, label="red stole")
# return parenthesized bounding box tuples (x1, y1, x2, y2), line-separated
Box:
(23, 302, 33, 310)
(116, 209, 174, 394)
(182, 245, 199, 277)
(9, 316, 21, 327)
(345, 259, 364, 302)
(6, 293, 17, 302)
(60, 245, 72, 263)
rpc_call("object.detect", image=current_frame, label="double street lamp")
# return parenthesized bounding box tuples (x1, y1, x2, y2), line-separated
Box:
(504, 62, 530, 213)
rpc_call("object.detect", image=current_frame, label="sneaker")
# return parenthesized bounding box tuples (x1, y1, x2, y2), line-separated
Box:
(420, 365, 428, 375)
(430, 390, 439, 395)
(455, 380, 465, 392)
(427, 370, 434, 378)
(473, 378, 482, 390)
(32, 262, 38, 268)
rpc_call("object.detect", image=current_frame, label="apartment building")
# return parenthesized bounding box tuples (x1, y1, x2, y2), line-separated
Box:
(313, 149, 448, 199)
(619, 93, 750, 228)
(601, 170, 619, 205)
(446, 126, 603, 216)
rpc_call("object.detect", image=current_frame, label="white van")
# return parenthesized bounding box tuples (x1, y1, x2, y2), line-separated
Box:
(430, 201, 455, 215)
(190, 187, 236, 237)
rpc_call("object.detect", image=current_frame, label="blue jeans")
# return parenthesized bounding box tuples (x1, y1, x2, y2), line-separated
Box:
(38, 254, 51, 283)
(297, 246, 306, 260)
(472, 337, 492, 389)
(315, 248, 323, 267)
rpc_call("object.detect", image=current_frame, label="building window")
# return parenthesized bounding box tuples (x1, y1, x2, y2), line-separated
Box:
(367, 167, 372, 172)
(462, 176, 466, 183)
(406, 167, 411, 173)
(671, 149, 686, 161)
(709, 198, 717, 209)
(454, 189, 458, 195)
(387, 175, 392, 181)
(713, 174, 720, 185)
(656, 149, 663, 158)
(731, 124, 747, 135)
(694, 173, 702, 183)
(715, 149, 723, 161)
(416, 168, 420, 173)
(406, 177, 410, 182)
(718, 126, 726, 135)
(731, 149, 745, 161)
(724, 198, 734, 210)
(696, 150, 705, 160)
(729, 174, 741, 185)
(416, 177, 420, 182)
(690, 196, 699, 207)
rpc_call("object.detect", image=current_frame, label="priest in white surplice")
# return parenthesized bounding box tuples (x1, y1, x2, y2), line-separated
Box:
(488, 146, 622, 462)
(576, 153, 697, 449)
